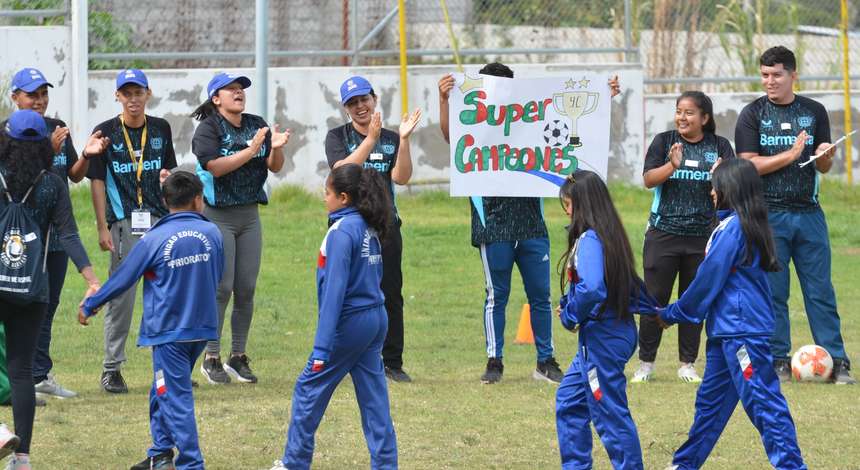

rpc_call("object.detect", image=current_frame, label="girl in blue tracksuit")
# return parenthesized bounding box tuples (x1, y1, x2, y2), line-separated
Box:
(271, 163, 397, 470)
(81, 172, 224, 470)
(659, 158, 806, 470)
(555, 170, 659, 470)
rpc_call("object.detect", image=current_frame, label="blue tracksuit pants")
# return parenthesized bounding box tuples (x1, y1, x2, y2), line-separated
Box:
(672, 337, 806, 470)
(768, 209, 848, 363)
(556, 319, 642, 470)
(479, 237, 553, 361)
(283, 305, 397, 470)
(149, 340, 207, 470)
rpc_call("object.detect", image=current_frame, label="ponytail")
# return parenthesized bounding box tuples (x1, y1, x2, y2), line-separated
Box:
(329, 163, 392, 240)
(191, 99, 218, 121)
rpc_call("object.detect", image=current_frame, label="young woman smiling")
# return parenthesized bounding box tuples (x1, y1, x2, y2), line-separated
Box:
(632, 91, 735, 384)
(192, 72, 290, 385)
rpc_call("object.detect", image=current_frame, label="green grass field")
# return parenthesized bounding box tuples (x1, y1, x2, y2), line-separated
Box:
(10, 179, 859, 469)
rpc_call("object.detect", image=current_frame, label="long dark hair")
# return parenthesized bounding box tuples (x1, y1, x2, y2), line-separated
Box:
(191, 99, 218, 121)
(557, 170, 642, 320)
(328, 163, 391, 240)
(711, 158, 779, 271)
(676, 90, 715, 134)
(0, 132, 53, 201)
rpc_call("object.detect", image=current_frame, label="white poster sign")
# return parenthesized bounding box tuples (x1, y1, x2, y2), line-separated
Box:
(448, 73, 611, 197)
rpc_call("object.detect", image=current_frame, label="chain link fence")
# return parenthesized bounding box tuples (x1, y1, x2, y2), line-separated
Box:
(1, 0, 858, 91)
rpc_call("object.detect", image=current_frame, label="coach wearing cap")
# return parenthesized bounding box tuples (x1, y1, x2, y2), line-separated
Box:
(324, 76, 421, 383)
(86, 68, 176, 394)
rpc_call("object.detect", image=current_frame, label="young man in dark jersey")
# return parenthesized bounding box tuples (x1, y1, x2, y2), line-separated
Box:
(735, 46, 854, 384)
(86, 69, 176, 393)
(7, 68, 108, 401)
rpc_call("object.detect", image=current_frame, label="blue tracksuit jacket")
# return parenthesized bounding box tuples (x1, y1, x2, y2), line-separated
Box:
(660, 210, 806, 470)
(282, 206, 396, 470)
(312, 207, 386, 362)
(82, 211, 223, 345)
(556, 229, 658, 470)
(82, 210, 223, 470)
(661, 210, 774, 337)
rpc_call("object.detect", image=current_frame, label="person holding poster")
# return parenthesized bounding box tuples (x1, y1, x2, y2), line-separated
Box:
(734, 46, 854, 385)
(439, 63, 619, 384)
(632, 91, 735, 384)
(324, 76, 422, 383)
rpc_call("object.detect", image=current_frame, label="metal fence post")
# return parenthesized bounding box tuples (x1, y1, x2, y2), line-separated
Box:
(71, 0, 87, 150)
(841, 0, 853, 184)
(256, 0, 269, 122)
(624, 0, 635, 63)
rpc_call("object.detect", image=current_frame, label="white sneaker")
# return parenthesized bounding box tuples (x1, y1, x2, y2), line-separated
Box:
(34, 374, 77, 399)
(678, 363, 702, 383)
(269, 460, 287, 469)
(0, 424, 20, 460)
(630, 362, 655, 383)
(4, 454, 30, 470)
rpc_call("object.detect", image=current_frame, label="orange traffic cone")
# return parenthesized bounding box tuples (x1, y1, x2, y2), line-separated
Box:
(514, 304, 535, 344)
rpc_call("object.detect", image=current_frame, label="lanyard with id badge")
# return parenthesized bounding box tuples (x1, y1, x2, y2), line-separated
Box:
(120, 115, 152, 236)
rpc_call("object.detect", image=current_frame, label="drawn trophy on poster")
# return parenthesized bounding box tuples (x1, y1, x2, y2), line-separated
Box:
(552, 91, 599, 147)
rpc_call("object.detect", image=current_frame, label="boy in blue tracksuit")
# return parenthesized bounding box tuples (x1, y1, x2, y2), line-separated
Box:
(554, 171, 659, 470)
(80, 172, 224, 470)
(659, 158, 805, 470)
(272, 164, 396, 470)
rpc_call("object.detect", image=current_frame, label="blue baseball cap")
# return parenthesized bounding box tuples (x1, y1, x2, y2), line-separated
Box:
(4, 109, 48, 141)
(207, 72, 252, 99)
(340, 76, 373, 104)
(11, 68, 53, 93)
(116, 69, 149, 90)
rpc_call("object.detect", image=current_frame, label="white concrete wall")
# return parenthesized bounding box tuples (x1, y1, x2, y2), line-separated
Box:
(87, 63, 646, 191)
(0, 26, 72, 123)
(3, 24, 857, 191)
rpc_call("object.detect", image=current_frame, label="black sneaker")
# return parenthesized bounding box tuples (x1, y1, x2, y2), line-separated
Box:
(384, 366, 413, 383)
(101, 370, 129, 393)
(200, 356, 231, 384)
(130, 450, 175, 470)
(481, 358, 504, 384)
(534, 357, 564, 384)
(224, 354, 258, 384)
(832, 359, 857, 385)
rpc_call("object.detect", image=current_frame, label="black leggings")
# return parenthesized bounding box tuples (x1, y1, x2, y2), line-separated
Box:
(381, 219, 404, 369)
(0, 300, 46, 454)
(638, 228, 706, 364)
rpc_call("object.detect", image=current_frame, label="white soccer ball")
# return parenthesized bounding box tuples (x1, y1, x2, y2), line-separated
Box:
(543, 120, 570, 147)
(791, 344, 833, 382)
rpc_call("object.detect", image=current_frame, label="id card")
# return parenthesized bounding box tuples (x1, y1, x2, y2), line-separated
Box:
(131, 210, 152, 236)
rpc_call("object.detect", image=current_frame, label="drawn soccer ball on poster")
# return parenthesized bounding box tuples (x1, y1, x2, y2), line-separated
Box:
(791, 344, 833, 382)
(543, 120, 570, 147)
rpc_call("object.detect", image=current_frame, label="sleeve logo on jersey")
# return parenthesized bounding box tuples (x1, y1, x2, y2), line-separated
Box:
(760, 119, 774, 130)
(53, 154, 67, 168)
(588, 368, 603, 401)
(150, 137, 163, 150)
(736, 345, 754, 381)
